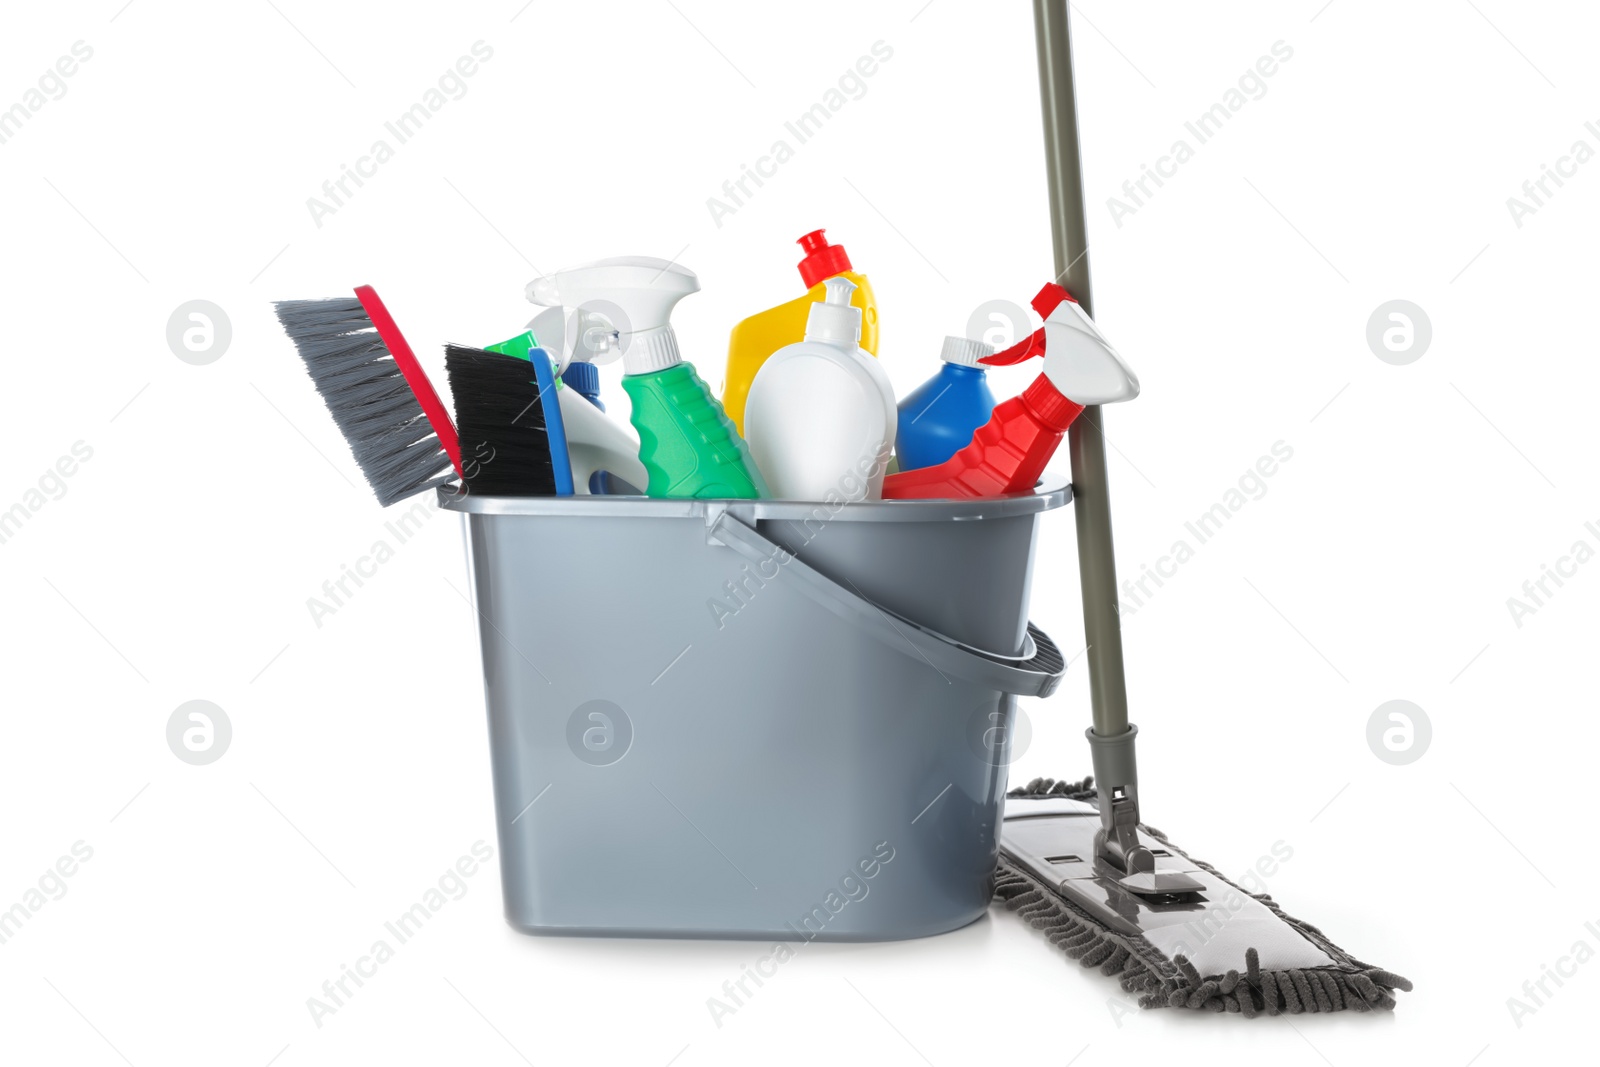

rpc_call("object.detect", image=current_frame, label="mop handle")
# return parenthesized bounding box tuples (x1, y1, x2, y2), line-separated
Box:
(1032, 0, 1130, 739)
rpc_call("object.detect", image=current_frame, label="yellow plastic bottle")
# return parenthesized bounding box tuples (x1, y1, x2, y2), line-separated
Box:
(723, 229, 878, 434)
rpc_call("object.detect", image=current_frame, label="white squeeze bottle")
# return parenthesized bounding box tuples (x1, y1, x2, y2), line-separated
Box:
(744, 276, 897, 501)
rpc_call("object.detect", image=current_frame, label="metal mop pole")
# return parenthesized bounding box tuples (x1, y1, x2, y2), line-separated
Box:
(1032, 0, 1156, 882)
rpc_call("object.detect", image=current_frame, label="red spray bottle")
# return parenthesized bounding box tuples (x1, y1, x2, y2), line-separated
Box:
(882, 283, 1138, 499)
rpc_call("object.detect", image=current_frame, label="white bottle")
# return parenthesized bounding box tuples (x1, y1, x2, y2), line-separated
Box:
(745, 276, 897, 501)
(556, 386, 649, 495)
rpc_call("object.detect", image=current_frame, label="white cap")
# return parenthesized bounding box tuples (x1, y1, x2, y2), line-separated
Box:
(939, 335, 994, 367)
(804, 276, 862, 347)
(526, 256, 698, 376)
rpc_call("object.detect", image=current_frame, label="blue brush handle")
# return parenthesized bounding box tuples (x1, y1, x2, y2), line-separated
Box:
(529, 348, 575, 495)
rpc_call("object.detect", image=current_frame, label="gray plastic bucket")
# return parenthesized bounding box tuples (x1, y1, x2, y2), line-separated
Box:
(441, 475, 1071, 941)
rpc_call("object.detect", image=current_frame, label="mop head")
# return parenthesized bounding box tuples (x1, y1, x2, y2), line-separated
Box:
(995, 777, 1412, 1015)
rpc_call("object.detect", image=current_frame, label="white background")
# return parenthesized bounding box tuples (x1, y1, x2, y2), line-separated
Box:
(2, 1, 1595, 1064)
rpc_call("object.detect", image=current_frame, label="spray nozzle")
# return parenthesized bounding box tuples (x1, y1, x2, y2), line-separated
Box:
(524, 304, 622, 374)
(972, 282, 1137, 404)
(1041, 299, 1139, 405)
(526, 256, 699, 375)
(804, 276, 861, 347)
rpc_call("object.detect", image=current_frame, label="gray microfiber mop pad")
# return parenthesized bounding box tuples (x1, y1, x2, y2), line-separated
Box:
(995, 777, 1413, 1015)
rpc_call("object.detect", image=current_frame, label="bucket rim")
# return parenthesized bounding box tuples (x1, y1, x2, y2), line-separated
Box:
(437, 472, 1071, 521)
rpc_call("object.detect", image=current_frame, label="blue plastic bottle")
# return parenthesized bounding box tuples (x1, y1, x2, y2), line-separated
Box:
(895, 336, 998, 472)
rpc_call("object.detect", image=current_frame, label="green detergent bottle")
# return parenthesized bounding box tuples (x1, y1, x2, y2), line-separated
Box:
(527, 257, 767, 499)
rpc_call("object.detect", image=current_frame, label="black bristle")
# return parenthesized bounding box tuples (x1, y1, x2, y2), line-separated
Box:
(444, 345, 559, 497)
(273, 297, 453, 507)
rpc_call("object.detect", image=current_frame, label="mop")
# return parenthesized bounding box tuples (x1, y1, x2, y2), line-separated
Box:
(999, 2, 1411, 1014)
(996, 777, 1411, 1014)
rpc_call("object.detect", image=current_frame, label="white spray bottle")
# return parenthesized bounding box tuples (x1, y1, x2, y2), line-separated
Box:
(528, 257, 767, 499)
(525, 304, 648, 494)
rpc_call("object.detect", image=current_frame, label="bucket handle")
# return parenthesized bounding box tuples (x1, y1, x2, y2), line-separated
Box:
(705, 509, 1065, 698)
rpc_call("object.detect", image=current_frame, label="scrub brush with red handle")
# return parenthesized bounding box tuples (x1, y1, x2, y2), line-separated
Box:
(273, 286, 463, 506)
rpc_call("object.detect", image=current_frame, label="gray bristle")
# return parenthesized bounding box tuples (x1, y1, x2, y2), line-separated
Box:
(273, 297, 452, 507)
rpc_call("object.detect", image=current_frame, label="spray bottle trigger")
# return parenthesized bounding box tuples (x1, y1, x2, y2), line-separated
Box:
(973, 281, 1135, 405)
(980, 283, 1077, 367)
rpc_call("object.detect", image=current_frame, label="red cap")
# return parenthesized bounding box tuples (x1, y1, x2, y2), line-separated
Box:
(796, 229, 853, 289)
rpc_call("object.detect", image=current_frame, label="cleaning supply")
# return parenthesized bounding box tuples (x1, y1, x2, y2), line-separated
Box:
(744, 277, 896, 501)
(723, 229, 878, 434)
(439, 472, 1073, 940)
(559, 358, 602, 408)
(528, 347, 574, 496)
(983, 0, 1408, 1015)
(482, 327, 646, 495)
(273, 286, 461, 506)
(485, 321, 608, 411)
(882, 282, 1136, 499)
(996, 778, 1412, 1014)
(894, 336, 998, 471)
(444, 344, 572, 496)
(557, 386, 646, 495)
(483, 329, 538, 361)
(527, 256, 767, 500)
(558, 354, 610, 493)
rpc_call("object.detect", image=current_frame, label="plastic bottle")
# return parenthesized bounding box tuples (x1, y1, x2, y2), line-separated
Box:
(483, 328, 648, 496)
(745, 277, 897, 501)
(883, 284, 1138, 500)
(723, 229, 879, 435)
(555, 360, 610, 493)
(557, 385, 647, 495)
(527, 257, 767, 499)
(895, 336, 999, 472)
